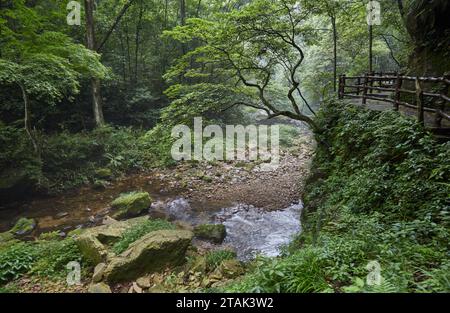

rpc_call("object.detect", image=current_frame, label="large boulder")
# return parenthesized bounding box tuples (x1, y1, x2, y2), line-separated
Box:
(103, 229, 193, 283)
(405, 0, 450, 76)
(75, 216, 148, 263)
(111, 192, 152, 219)
(193, 224, 226, 244)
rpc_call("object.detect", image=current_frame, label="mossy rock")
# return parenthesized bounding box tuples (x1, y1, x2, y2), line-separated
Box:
(111, 191, 152, 219)
(93, 179, 108, 190)
(193, 224, 226, 244)
(95, 168, 112, 180)
(103, 229, 193, 283)
(11, 217, 36, 236)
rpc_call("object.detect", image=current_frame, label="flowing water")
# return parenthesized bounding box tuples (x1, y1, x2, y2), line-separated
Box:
(0, 174, 302, 260)
(152, 197, 303, 260)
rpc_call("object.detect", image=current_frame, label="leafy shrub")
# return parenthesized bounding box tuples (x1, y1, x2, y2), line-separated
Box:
(30, 238, 84, 278)
(226, 248, 330, 293)
(0, 237, 85, 284)
(226, 100, 449, 293)
(205, 249, 237, 271)
(278, 124, 301, 148)
(112, 219, 176, 254)
(0, 242, 37, 283)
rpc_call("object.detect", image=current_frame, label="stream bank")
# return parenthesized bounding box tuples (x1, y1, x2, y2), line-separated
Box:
(0, 129, 315, 293)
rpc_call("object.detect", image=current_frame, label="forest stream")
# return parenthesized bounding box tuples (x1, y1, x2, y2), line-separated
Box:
(0, 131, 314, 260)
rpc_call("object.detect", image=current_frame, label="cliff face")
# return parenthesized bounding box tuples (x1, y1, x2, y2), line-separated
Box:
(405, 0, 450, 76)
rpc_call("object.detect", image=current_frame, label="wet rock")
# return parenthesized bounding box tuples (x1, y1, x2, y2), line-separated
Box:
(88, 282, 112, 293)
(193, 224, 226, 244)
(92, 262, 106, 283)
(103, 229, 193, 283)
(11, 217, 36, 236)
(111, 191, 152, 219)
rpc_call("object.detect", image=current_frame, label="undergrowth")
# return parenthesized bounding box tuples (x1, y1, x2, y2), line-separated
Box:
(112, 219, 176, 254)
(225, 99, 450, 293)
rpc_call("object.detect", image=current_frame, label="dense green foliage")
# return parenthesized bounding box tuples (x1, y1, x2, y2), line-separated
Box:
(226, 100, 449, 293)
(0, 238, 86, 284)
(205, 249, 237, 272)
(0, 124, 149, 193)
(112, 219, 176, 254)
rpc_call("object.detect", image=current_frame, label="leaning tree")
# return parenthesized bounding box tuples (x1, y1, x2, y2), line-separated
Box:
(163, 0, 320, 130)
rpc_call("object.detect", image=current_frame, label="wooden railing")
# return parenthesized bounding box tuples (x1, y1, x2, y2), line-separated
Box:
(338, 72, 450, 128)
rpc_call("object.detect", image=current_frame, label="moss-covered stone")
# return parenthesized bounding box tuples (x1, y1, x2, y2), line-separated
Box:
(75, 216, 150, 263)
(92, 179, 108, 190)
(111, 191, 152, 219)
(193, 224, 226, 244)
(103, 229, 193, 283)
(11, 217, 36, 236)
(95, 168, 112, 179)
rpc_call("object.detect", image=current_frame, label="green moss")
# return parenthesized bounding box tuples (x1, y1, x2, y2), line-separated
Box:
(205, 249, 236, 271)
(111, 191, 152, 219)
(95, 168, 112, 179)
(0, 232, 14, 243)
(194, 224, 226, 244)
(224, 100, 449, 293)
(10, 218, 36, 236)
(112, 218, 176, 254)
(38, 231, 61, 241)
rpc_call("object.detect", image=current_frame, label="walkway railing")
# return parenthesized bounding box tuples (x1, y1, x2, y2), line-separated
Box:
(338, 72, 450, 128)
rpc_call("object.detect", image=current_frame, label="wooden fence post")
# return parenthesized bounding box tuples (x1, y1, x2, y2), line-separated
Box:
(415, 77, 424, 125)
(362, 74, 368, 105)
(369, 71, 374, 94)
(434, 75, 449, 127)
(338, 74, 346, 99)
(356, 77, 361, 95)
(394, 73, 402, 111)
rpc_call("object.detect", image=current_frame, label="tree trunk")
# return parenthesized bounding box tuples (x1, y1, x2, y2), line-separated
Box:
(180, 0, 187, 54)
(331, 15, 337, 92)
(134, 4, 144, 83)
(19, 83, 39, 156)
(84, 0, 105, 127)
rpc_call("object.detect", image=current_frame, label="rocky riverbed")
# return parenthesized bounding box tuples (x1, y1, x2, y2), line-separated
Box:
(0, 130, 315, 293)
